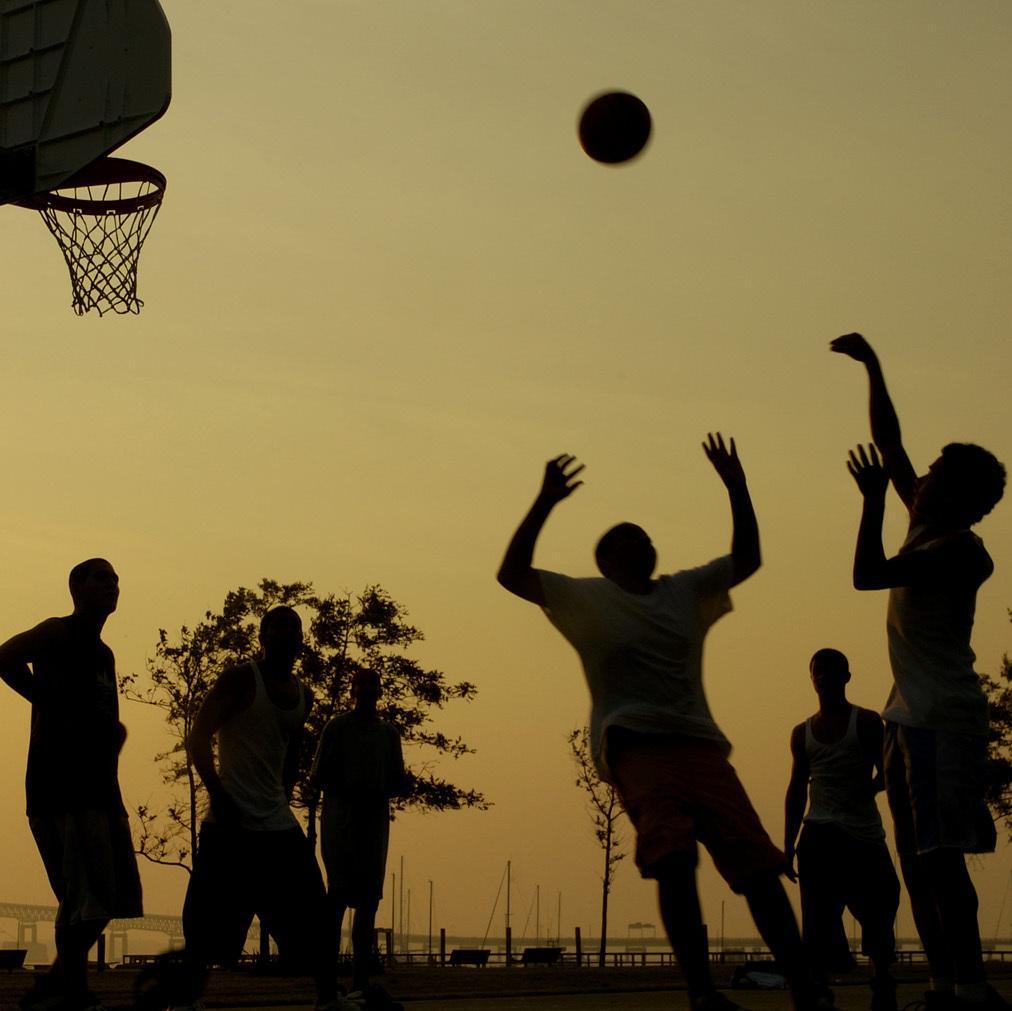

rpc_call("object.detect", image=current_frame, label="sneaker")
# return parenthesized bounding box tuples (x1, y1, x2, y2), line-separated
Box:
(167, 1003, 205, 1011)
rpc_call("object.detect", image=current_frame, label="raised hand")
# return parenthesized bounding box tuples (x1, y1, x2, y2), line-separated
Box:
(538, 454, 585, 505)
(830, 332, 877, 364)
(702, 433, 746, 490)
(847, 443, 889, 499)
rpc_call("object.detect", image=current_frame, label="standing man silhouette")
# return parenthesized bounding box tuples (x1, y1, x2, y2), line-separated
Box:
(834, 332, 1007, 1010)
(310, 669, 407, 1011)
(173, 605, 343, 1011)
(497, 435, 827, 1011)
(784, 647, 899, 1010)
(0, 558, 142, 1011)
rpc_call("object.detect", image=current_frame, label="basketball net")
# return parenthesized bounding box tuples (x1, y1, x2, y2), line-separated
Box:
(19, 157, 166, 316)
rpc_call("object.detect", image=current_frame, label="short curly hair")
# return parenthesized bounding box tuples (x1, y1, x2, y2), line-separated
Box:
(940, 443, 1006, 526)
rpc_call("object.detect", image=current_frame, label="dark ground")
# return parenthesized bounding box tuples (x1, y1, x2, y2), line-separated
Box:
(2, 961, 1012, 1010)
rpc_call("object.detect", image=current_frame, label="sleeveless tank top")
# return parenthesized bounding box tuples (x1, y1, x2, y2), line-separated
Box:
(216, 661, 305, 831)
(803, 705, 884, 842)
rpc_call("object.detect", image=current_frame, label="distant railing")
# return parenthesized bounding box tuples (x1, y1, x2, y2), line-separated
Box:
(376, 948, 1012, 969)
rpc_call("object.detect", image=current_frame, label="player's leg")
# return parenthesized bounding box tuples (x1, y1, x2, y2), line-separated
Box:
(178, 822, 252, 1006)
(257, 826, 338, 1007)
(350, 902, 378, 993)
(796, 823, 853, 984)
(54, 919, 108, 1004)
(608, 731, 726, 1008)
(692, 749, 828, 1010)
(846, 839, 900, 1011)
(655, 853, 717, 1002)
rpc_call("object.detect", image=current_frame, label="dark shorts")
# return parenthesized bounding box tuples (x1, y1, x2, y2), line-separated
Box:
(883, 722, 996, 856)
(797, 821, 899, 971)
(183, 823, 332, 969)
(30, 809, 143, 925)
(609, 730, 786, 892)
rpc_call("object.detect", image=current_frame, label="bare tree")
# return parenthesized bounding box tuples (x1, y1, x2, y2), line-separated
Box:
(567, 726, 625, 967)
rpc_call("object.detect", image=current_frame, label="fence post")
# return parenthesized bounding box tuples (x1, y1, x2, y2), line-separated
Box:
(439, 928, 446, 966)
(575, 927, 582, 967)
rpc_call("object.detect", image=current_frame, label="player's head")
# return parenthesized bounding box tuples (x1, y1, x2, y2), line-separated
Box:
(809, 648, 850, 700)
(259, 606, 303, 663)
(352, 669, 382, 712)
(595, 523, 657, 583)
(914, 443, 1006, 528)
(69, 557, 119, 615)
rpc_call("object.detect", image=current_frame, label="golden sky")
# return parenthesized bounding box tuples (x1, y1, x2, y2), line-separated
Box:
(1, 0, 1011, 947)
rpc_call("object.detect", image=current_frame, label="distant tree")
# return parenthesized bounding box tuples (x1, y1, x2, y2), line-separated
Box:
(982, 609, 1012, 836)
(123, 579, 488, 873)
(567, 726, 625, 967)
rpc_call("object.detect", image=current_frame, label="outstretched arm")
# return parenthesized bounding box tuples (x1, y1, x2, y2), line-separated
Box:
(496, 454, 585, 605)
(847, 443, 891, 590)
(784, 724, 809, 882)
(703, 433, 760, 586)
(831, 333, 918, 509)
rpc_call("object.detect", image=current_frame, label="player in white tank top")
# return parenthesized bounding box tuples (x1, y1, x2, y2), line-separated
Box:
(785, 648, 899, 1011)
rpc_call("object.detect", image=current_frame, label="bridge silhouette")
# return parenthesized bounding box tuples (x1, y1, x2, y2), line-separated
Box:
(0, 902, 183, 960)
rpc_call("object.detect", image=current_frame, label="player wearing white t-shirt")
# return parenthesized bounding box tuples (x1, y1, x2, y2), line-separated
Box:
(834, 332, 1007, 1011)
(497, 435, 827, 1011)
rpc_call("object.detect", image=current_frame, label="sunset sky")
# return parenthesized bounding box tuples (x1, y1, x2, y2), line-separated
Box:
(1, 1, 1011, 950)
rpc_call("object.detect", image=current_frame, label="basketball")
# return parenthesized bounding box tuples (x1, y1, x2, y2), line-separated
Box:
(577, 91, 652, 165)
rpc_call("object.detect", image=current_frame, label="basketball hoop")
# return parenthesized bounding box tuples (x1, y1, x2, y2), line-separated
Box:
(18, 157, 166, 316)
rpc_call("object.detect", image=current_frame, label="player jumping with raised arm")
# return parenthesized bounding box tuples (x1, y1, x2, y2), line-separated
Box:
(833, 332, 1006, 1011)
(497, 435, 827, 1011)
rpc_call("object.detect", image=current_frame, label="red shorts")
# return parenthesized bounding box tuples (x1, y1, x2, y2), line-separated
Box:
(609, 730, 786, 892)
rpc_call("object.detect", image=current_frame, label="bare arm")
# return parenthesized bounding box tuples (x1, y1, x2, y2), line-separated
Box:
(187, 665, 252, 825)
(0, 620, 60, 703)
(857, 708, 886, 795)
(702, 433, 760, 586)
(831, 333, 918, 508)
(284, 688, 313, 801)
(784, 723, 809, 882)
(846, 445, 984, 590)
(496, 455, 585, 605)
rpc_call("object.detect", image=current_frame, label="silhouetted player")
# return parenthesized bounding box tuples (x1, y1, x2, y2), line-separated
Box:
(0, 558, 142, 1011)
(784, 648, 899, 1009)
(310, 669, 407, 1010)
(834, 333, 1007, 1010)
(174, 606, 341, 1010)
(498, 435, 827, 1011)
